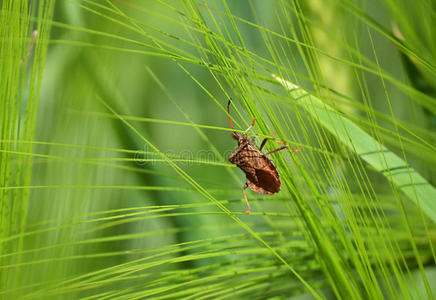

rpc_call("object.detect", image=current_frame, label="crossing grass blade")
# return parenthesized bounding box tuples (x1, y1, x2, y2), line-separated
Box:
(273, 74, 436, 223)
(1, 0, 436, 299)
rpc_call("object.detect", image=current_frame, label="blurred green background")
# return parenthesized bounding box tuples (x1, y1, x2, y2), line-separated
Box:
(1, 0, 436, 299)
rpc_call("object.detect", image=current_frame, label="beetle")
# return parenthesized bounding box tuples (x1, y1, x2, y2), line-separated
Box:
(227, 100, 300, 213)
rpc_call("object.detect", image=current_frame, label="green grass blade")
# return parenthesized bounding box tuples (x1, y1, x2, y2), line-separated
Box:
(274, 74, 436, 223)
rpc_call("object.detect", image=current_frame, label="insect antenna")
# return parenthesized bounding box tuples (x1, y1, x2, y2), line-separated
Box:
(227, 100, 234, 129)
(228, 99, 257, 132)
(245, 117, 256, 133)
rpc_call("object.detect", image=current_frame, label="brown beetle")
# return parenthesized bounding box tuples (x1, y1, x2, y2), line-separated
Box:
(227, 101, 300, 213)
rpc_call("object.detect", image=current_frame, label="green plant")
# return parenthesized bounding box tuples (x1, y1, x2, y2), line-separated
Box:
(1, 0, 435, 299)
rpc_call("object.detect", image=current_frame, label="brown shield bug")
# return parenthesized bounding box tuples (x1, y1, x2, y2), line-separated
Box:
(227, 100, 300, 213)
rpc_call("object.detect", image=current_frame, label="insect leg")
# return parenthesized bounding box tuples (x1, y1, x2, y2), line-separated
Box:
(259, 135, 290, 151)
(242, 182, 251, 214)
(270, 132, 287, 144)
(259, 138, 268, 151)
(265, 145, 300, 155)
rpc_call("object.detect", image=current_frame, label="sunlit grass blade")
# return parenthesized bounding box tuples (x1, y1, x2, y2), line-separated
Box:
(274, 74, 436, 223)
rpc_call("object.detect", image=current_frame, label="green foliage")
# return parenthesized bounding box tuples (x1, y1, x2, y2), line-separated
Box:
(1, 0, 435, 299)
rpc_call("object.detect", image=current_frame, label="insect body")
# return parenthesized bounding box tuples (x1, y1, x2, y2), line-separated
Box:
(227, 101, 299, 213)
